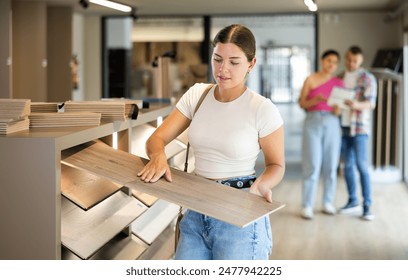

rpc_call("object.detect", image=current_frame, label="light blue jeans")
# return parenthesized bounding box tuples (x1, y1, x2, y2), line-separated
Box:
(175, 210, 272, 260)
(302, 111, 341, 208)
(342, 132, 372, 207)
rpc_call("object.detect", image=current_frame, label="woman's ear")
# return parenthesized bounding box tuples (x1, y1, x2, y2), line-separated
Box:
(248, 57, 256, 72)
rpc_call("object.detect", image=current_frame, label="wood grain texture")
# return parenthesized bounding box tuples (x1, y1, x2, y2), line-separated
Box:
(61, 141, 285, 227)
(61, 164, 121, 210)
(61, 191, 147, 259)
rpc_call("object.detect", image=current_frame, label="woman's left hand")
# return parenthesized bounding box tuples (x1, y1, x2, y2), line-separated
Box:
(250, 181, 273, 203)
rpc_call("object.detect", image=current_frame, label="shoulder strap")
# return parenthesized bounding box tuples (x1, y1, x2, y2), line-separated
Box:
(193, 84, 214, 115)
(184, 84, 214, 172)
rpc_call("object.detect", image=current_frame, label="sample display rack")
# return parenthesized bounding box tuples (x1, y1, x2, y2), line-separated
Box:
(0, 104, 181, 260)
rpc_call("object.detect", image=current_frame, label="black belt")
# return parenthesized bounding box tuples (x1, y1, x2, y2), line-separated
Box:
(216, 175, 256, 189)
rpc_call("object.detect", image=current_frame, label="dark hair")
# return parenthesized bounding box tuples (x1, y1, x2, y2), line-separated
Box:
(348, 45, 363, 55)
(321, 49, 340, 60)
(212, 24, 256, 62)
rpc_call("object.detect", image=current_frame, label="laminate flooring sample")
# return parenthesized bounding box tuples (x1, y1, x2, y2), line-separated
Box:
(132, 189, 158, 207)
(131, 199, 179, 244)
(61, 140, 285, 228)
(61, 164, 121, 210)
(61, 191, 147, 259)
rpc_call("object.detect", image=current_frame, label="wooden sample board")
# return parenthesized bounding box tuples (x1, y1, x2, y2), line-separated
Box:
(30, 102, 59, 113)
(61, 141, 285, 228)
(61, 191, 147, 259)
(29, 112, 101, 128)
(131, 199, 179, 244)
(0, 98, 30, 119)
(62, 233, 148, 260)
(61, 164, 122, 210)
(0, 118, 29, 135)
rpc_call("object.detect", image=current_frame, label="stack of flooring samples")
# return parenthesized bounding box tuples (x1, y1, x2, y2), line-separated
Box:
(63, 100, 139, 122)
(0, 99, 30, 135)
(31, 102, 59, 113)
(29, 112, 101, 128)
(101, 98, 142, 119)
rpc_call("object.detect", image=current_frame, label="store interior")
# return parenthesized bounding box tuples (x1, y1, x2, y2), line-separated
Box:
(0, 0, 408, 260)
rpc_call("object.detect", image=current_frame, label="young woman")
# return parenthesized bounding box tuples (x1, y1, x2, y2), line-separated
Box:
(299, 49, 344, 220)
(138, 24, 285, 260)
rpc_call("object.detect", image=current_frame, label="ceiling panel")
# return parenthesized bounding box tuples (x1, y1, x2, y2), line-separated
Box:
(24, 0, 406, 16)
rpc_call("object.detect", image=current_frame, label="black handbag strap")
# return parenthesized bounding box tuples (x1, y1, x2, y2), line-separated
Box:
(184, 84, 214, 172)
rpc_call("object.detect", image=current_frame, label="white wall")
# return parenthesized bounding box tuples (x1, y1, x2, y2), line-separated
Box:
(83, 15, 102, 101)
(319, 12, 402, 72)
(72, 13, 102, 101)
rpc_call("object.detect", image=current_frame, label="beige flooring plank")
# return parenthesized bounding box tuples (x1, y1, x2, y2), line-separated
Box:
(131, 199, 179, 244)
(132, 189, 158, 207)
(62, 233, 148, 260)
(62, 140, 141, 184)
(137, 225, 176, 260)
(61, 191, 147, 259)
(61, 164, 121, 210)
(61, 141, 285, 228)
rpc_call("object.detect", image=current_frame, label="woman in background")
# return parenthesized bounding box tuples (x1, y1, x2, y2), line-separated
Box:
(299, 49, 344, 220)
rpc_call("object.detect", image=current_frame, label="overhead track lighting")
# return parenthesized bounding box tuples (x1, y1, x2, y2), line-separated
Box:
(89, 0, 132, 12)
(304, 0, 318, 12)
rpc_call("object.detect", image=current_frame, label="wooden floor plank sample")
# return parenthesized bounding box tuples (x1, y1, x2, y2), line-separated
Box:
(62, 233, 148, 260)
(61, 141, 285, 228)
(137, 225, 176, 260)
(61, 164, 121, 210)
(132, 189, 158, 207)
(61, 191, 147, 259)
(62, 140, 140, 184)
(131, 199, 179, 245)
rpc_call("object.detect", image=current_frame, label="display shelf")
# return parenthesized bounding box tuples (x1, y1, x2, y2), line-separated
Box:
(131, 199, 179, 245)
(0, 104, 174, 260)
(61, 164, 121, 210)
(61, 190, 147, 259)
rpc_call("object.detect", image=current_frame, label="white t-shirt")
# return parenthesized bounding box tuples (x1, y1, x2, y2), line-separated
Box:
(176, 83, 283, 179)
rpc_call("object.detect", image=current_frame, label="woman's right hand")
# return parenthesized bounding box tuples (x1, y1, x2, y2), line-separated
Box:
(137, 152, 172, 183)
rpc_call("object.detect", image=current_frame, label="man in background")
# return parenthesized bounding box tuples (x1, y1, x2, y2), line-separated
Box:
(338, 46, 377, 221)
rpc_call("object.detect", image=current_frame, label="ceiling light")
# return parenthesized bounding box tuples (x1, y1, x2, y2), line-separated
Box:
(89, 0, 132, 12)
(304, 0, 318, 12)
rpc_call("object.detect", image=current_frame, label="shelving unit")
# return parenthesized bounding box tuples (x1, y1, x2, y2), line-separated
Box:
(0, 104, 176, 260)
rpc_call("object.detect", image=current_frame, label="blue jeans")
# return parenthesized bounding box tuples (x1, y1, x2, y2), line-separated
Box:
(175, 210, 272, 260)
(342, 132, 372, 207)
(302, 111, 341, 208)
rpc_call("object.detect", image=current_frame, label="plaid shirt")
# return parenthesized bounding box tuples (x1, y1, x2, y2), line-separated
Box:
(338, 68, 377, 136)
